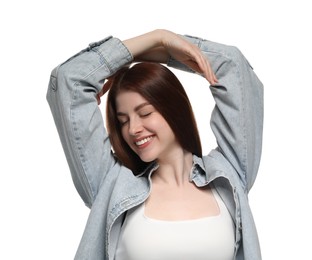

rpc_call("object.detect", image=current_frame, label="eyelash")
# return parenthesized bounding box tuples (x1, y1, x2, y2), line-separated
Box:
(119, 120, 128, 126)
(140, 112, 152, 117)
(119, 112, 152, 126)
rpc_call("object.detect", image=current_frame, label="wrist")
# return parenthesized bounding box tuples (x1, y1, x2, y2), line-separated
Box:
(152, 29, 167, 46)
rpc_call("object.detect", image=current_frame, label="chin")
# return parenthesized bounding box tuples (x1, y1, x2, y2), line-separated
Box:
(138, 153, 157, 163)
(140, 157, 156, 163)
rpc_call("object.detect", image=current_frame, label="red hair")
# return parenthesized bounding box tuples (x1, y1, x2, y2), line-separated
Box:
(106, 62, 202, 174)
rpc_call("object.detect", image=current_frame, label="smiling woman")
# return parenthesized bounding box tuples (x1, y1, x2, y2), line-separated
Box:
(106, 62, 202, 174)
(116, 91, 176, 164)
(47, 29, 263, 260)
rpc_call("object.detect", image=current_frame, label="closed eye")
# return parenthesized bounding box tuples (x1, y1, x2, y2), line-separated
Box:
(119, 120, 129, 126)
(138, 106, 155, 118)
(117, 115, 129, 126)
(140, 112, 152, 118)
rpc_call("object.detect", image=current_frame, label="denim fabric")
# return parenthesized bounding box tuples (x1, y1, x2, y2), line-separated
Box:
(47, 35, 263, 260)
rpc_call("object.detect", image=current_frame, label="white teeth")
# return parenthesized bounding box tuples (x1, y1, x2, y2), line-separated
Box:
(135, 136, 152, 146)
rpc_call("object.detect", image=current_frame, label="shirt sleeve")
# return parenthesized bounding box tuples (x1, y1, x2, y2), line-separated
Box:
(46, 37, 133, 207)
(168, 35, 264, 192)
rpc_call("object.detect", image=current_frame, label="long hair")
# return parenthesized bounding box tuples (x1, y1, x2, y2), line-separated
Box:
(106, 62, 202, 174)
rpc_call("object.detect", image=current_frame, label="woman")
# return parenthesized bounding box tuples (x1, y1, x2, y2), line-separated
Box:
(47, 29, 263, 260)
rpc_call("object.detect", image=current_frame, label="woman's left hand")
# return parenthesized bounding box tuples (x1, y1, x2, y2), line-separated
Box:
(160, 29, 218, 84)
(123, 29, 218, 85)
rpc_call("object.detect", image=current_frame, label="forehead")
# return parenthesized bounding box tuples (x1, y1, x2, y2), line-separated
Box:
(116, 91, 149, 112)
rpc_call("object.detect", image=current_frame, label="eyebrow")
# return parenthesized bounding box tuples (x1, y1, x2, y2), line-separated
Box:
(117, 102, 151, 116)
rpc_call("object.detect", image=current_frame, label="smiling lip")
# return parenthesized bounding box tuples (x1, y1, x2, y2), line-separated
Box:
(134, 135, 154, 148)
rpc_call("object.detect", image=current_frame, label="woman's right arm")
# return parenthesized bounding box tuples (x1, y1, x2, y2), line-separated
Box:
(46, 37, 132, 207)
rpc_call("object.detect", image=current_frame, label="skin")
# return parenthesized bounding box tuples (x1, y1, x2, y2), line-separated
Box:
(98, 30, 217, 99)
(116, 91, 220, 221)
(116, 91, 179, 164)
(100, 29, 220, 220)
(123, 29, 218, 85)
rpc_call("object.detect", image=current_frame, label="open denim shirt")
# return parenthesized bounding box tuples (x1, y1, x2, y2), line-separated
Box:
(47, 34, 264, 260)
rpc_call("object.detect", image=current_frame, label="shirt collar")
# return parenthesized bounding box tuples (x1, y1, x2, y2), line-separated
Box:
(140, 155, 207, 183)
(190, 154, 210, 186)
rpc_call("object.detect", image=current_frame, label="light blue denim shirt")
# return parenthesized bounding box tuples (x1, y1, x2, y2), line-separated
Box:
(47, 34, 263, 260)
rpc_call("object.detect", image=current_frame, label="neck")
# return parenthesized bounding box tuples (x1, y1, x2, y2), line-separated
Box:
(153, 150, 193, 187)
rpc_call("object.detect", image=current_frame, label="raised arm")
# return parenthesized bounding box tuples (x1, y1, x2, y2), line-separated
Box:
(124, 31, 264, 191)
(46, 37, 133, 207)
(168, 35, 264, 192)
(47, 30, 217, 207)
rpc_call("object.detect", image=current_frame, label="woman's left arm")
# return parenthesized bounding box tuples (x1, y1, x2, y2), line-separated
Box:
(124, 31, 264, 191)
(168, 35, 264, 192)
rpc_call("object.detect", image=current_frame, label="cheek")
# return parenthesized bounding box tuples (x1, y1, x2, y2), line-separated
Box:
(149, 114, 168, 129)
(155, 116, 172, 132)
(159, 119, 176, 140)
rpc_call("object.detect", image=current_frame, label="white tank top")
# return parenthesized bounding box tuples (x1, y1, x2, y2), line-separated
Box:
(115, 188, 235, 260)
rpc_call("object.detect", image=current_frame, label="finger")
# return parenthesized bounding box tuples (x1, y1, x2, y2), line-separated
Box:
(192, 47, 213, 82)
(197, 56, 213, 83)
(188, 59, 215, 85)
(203, 56, 218, 84)
(213, 73, 218, 84)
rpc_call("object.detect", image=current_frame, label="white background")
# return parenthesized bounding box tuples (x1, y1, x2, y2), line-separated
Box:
(1, 0, 311, 259)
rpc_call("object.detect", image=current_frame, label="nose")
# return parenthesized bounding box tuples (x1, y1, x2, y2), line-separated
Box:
(128, 117, 143, 136)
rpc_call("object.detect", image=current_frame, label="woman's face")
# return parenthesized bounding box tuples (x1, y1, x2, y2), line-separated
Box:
(116, 91, 180, 163)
